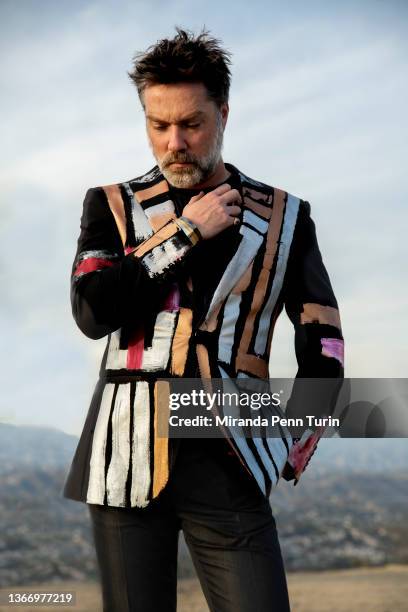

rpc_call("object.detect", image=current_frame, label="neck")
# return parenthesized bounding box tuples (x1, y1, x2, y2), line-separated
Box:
(186, 159, 230, 190)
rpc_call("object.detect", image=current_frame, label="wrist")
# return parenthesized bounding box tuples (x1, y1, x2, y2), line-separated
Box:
(174, 216, 203, 245)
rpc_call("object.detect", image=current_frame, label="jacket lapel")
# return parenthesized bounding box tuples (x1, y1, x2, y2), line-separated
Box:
(201, 220, 265, 328)
(199, 171, 271, 330)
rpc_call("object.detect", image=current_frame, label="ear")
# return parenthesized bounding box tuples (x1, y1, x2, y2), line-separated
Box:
(220, 102, 229, 128)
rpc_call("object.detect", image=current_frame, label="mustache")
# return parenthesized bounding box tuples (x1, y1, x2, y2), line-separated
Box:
(162, 152, 198, 167)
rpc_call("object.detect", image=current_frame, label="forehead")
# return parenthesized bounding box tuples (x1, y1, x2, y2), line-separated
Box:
(143, 82, 215, 122)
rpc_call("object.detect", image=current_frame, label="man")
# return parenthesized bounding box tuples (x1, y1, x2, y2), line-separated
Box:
(62, 28, 344, 612)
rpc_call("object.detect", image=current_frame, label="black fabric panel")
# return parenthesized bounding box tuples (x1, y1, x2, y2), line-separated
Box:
(283, 200, 340, 319)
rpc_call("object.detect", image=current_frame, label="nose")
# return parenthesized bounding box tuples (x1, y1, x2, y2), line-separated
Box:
(167, 125, 187, 152)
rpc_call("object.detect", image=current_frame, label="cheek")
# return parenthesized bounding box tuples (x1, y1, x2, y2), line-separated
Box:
(148, 131, 165, 155)
(192, 131, 212, 153)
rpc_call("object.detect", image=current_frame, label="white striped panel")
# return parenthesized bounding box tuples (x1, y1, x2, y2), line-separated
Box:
(218, 293, 242, 363)
(252, 438, 278, 487)
(142, 239, 190, 277)
(133, 167, 162, 184)
(243, 209, 269, 235)
(77, 249, 120, 262)
(106, 329, 127, 370)
(221, 369, 292, 491)
(204, 225, 263, 325)
(144, 200, 174, 219)
(141, 311, 177, 371)
(106, 383, 131, 507)
(131, 381, 151, 507)
(254, 194, 301, 356)
(218, 366, 266, 495)
(86, 383, 116, 504)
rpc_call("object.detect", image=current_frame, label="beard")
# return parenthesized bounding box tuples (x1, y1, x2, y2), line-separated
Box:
(150, 113, 224, 188)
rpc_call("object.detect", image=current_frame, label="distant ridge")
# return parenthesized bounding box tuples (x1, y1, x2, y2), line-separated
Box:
(0, 422, 407, 473)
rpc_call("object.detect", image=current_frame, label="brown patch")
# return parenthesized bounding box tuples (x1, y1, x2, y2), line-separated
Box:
(153, 381, 170, 498)
(170, 307, 193, 376)
(243, 187, 273, 219)
(134, 180, 169, 203)
(301, 303, 342, 331)
(200, 301, 223, 333)
(196, 343, 212, 380)
(235, 353, 269, 379)
(244, 187, 273, 205)
(102, 184, 127, 246)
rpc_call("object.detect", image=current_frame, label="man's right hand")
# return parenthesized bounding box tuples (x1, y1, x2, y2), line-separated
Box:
(181, 183, 242, 240)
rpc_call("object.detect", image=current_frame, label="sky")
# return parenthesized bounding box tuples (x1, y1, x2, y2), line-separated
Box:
(1, 0, 407, 435)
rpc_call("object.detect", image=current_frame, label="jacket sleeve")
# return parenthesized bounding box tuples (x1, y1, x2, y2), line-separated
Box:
(70, 186, 198, 340)
(281, 200, 345, 482)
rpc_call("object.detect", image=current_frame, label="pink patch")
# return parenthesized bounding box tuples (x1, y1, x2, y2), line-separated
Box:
(288, 426, 325, 481)
(73, 257, 114, 276)
(125, 246, 136, 255)
(127, 327, 145, 370)
(321, 337, 344, 367)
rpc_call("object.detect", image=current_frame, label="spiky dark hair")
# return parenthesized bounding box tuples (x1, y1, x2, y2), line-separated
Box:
(128, 27, 232, 107)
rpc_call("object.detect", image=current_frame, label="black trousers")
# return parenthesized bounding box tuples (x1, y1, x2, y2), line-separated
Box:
(88, 437, 291, 612)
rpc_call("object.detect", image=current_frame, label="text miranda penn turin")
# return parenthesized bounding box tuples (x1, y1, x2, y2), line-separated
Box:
(168, 391, 340, 428)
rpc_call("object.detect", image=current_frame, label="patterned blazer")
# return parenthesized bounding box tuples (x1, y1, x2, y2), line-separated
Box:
(62, 162, 344, 508)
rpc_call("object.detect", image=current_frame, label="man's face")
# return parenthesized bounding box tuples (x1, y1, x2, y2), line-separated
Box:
(143, 82, 228, 188)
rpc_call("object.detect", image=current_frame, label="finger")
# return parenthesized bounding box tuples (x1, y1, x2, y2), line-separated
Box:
(219, 188, 242, 206)
(224, 204, 241, 217)
(211, 183, 232, 196)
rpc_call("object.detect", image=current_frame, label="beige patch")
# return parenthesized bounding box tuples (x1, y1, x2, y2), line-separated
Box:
(153, 381, 170, 498)
(149, 212, 177, 232)
(102, 184, 127, 247)
(170, 307, 193, 376)
(133, 221, 179, 257)
(301, 303, 342, 331)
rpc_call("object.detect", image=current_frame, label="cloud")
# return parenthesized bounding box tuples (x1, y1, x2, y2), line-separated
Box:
(1, 0, 407, 434)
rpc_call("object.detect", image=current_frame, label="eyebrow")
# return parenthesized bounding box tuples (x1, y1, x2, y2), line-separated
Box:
(146, 111, 204, 124)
